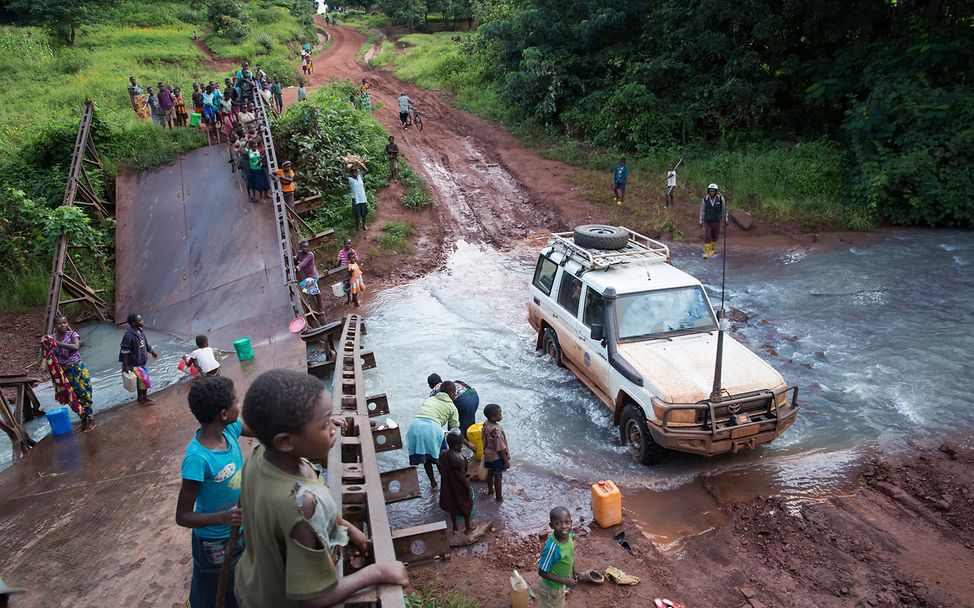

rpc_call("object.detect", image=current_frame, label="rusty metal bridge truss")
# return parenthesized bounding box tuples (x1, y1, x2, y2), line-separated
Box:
(42, 99, 114, 337)
(327, 315, 450, 607)
(250, 95, 448, 606)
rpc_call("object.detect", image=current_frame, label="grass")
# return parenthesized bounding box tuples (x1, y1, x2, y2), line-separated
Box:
(373, 221, 415, 254)
(400, 164, 432, 209)
(405, 584, 480, 608)
(0, 266, 50, 312)
(369, 40, 397, 68)
(389, 32, 505, 122)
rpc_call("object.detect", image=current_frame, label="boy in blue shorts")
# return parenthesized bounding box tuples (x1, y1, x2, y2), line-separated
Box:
(175, 376, 247, 608)
(235, 370, 408, 607)
(613, 157, 628, 205)
(538, 506, 577, 608)
(482, 403, 509, 502)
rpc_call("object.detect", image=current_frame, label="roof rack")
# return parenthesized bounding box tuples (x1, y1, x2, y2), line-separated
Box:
(549, 228, 670, 270)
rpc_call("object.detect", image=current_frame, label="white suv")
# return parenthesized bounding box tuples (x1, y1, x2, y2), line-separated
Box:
(528, 225, 799, 464)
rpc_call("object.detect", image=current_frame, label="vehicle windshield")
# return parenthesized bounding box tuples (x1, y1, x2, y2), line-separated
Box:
(616, 286, 716, 340)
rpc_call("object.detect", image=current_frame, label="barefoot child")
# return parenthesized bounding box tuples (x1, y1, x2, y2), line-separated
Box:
(235, 370, 409, 607)
(538, 506, 578, 608)
(347, 251, 364, 307)
(175, 377, 247, 608)
(119, 313, 158, 404)
(482, 403, 509, 501)
(438, 432, 474, 535)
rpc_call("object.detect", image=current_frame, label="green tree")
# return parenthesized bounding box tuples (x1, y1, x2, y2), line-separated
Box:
(9, 0, 118, 46)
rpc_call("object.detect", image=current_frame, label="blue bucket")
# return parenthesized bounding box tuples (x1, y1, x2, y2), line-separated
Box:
(46, 407, 72, 436)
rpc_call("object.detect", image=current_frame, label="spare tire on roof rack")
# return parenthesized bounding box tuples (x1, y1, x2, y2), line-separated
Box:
(572, 224, 629, 250)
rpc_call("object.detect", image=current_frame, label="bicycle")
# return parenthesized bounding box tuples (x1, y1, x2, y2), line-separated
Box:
(410, 107, 424, 131)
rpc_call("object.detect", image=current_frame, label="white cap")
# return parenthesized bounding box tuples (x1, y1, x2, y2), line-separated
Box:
(708, 183, 719, 190)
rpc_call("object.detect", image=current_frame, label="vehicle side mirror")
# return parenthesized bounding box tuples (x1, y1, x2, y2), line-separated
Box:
(590, 323, 604, 341)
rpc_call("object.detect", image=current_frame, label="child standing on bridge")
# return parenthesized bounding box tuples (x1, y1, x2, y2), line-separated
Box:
(235, 370, 409, 607)
(246, 140, 271, 203)
(175, 376, 247, 608)
(347, 251, 364, 308)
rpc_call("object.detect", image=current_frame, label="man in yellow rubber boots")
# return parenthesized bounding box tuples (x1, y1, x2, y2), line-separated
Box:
(699, 183, 727, 259)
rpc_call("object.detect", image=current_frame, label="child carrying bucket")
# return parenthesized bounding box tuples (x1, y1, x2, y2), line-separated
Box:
(119, 313, 158, 404)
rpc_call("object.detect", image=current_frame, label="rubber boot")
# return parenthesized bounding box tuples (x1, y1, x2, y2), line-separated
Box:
(703, 242, 711, 259)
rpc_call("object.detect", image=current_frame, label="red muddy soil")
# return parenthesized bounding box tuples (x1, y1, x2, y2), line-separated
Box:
(421, 442, 974, 608)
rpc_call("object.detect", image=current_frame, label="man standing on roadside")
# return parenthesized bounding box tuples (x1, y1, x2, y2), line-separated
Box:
(698, 183, 727, 259)
(613, 157, 628, 205)
(385, 136, 400, 182)
(348, 167, 369, 231)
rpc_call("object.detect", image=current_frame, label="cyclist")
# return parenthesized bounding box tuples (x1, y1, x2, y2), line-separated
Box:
(397, 91, 413, 129)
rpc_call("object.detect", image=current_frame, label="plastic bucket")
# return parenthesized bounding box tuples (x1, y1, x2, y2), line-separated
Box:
(233, 337, 254, 361)
(331, 282, 345, 298)
(46, 407, 72, 436)
(189, 112, 201, 126)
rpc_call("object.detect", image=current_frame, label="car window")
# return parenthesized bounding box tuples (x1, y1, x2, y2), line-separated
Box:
(616, 286, 716, 340)
(532, 255, 558, 296)
(582, 288, 605, 328)
(556, 272, 582, 318)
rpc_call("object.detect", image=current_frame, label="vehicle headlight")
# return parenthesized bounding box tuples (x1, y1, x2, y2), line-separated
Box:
(653, 402, 697, 425)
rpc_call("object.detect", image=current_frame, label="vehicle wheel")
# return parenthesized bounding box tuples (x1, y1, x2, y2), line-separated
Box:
(573, 225, 629, 250)
(619, 404, 666, 465)
(541, 327, 564, 367)
(415, 115, 423, 131)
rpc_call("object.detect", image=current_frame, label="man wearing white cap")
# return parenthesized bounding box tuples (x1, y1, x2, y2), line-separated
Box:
(698, 183, 727, 259)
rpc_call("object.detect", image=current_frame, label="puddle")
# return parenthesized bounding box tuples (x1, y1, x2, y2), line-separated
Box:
(626, 478, 730, 554)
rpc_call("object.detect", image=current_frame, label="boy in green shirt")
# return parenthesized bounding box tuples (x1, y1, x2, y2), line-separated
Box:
(235, 370, 408, 607)
(537, 506, 577, 608)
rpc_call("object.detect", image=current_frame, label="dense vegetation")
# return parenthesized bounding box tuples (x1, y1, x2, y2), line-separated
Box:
(375, 0, 974, 228)
(0, 0, 314, 311)
(272, 82, 430, 241)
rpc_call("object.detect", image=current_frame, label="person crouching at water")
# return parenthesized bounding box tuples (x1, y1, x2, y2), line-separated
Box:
(41, 315, 95, 431)
(119, 313, 158, 404)
(406, 381, 461, 490)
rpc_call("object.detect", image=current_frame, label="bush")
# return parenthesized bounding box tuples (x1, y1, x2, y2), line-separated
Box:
(258, 33, 274, 54)
(216, 16, 250, 43)
(208, 0, 244, 28)
(271, 83, 392, 233)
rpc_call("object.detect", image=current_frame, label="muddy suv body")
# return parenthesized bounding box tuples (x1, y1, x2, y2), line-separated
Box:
(528, 225, 799, 464)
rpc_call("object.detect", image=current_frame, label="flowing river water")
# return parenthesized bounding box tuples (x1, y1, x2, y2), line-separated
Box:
(5, 229, 972, 547)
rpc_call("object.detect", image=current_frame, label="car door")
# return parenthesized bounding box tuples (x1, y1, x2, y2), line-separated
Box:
(553, 270, 586, 367)
(578, 286, 611, 391)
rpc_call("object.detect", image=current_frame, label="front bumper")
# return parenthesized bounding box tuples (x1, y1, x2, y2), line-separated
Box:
(646, 385, 799, 457)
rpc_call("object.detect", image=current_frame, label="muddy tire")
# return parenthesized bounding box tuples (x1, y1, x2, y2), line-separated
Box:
(542, 327, 564, 367)
(619, 404, 665, 465)
(573, 225, 629, 250)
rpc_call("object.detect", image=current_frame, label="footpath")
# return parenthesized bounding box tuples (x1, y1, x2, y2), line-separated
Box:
(0, 145, 305, 606)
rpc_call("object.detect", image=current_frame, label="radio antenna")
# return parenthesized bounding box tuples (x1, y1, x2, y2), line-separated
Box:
(710, 202, 729, 403)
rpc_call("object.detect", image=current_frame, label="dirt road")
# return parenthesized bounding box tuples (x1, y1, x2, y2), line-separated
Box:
(302, 24, 598, 253)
